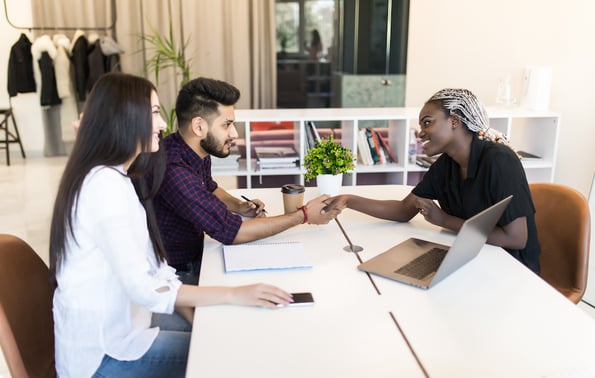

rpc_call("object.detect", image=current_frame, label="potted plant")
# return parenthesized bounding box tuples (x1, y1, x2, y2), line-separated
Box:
(304, 136, 355, 195)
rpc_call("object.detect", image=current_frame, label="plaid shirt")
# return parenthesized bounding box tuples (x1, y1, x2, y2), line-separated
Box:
(155, 132, 242, 266)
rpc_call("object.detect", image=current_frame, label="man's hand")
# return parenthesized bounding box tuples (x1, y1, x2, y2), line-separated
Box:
(304, 194, 341, 224)
(237, 197, 267, 218)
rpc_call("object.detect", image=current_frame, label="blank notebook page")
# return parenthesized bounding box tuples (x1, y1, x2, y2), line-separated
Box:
(222, 241, 311, 272)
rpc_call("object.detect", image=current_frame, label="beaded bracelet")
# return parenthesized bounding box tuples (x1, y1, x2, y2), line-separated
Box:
(298, 205, 308, 224)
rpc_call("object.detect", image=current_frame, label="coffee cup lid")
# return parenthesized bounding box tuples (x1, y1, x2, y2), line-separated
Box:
(281, 184, 305, 194)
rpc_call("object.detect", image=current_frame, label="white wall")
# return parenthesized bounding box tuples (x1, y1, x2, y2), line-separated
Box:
(2, 0, 593, 195)
(406, 0, 595, 196)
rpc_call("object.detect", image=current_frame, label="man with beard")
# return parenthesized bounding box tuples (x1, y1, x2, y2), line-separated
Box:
(155, 77, 338, 285)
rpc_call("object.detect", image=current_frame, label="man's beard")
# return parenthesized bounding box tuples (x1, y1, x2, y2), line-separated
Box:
(201, 131, 230, 158)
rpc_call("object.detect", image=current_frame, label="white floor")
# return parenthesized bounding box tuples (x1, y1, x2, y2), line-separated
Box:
(0, 154, 593, 377)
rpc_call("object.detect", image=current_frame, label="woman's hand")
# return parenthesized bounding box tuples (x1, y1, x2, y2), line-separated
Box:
(323, 194, 350, 212)
(229, 283, 293, 309)
(415, 198, 447, 227)
(305, 195, 341, 224)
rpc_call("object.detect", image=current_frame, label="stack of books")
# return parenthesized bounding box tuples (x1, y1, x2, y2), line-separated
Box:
(357, 128, 398, 166)
(255, 146, 299, 169)
(211, 145, 241, 170)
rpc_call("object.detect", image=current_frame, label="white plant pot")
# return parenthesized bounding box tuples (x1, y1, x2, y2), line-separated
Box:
(316, 173, 343, 196)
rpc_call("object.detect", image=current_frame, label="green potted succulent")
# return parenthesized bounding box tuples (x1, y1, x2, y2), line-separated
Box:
(304, 136, 355, 195)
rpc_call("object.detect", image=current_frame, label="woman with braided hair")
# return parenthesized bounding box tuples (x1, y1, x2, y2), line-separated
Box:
(326, 88, 540, 274)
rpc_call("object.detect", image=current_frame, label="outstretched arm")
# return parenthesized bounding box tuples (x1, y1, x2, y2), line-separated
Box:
(325, 192, 419, 222)
(176, 283, 293, 310)
(233, 194, 340, 243)
(416, 198, 528, 250)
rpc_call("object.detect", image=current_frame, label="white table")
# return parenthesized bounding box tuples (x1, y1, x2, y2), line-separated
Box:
(186, 185, 595, 378)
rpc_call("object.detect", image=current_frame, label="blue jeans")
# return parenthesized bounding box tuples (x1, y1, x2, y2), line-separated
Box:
(92, 312, 192, 378)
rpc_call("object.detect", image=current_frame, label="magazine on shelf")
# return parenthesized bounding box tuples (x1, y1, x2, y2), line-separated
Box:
(517, 150, 542, 160)
(374, 129, 398, 163)
(308, 121, 321, 142)
(255, 146, 299, 168)
(364, 128, 380, 164)
(211, 145, 240, 169)
(357, 129, 374, 165)
(369, 128, 386, 164)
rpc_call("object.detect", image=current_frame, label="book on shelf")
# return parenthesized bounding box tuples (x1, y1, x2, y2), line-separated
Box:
(369, 128, 386, 164)
(374, 129, 398, 164)
(305, 121, 316, 151)
(307, 121, 321, 142)
(211, 145, 240, 169)
(364, 128, 380, 165)
(357, 128, 374, 165)
(255, 146, 299, 168)
(415, 154, 440, 168)
(517, 150, 542, 160)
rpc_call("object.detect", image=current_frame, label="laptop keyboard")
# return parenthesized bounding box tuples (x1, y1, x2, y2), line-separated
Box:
(394, 247, 448, 280)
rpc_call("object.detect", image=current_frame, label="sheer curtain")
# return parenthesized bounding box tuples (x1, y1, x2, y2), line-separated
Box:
(30, 0, 277, 111)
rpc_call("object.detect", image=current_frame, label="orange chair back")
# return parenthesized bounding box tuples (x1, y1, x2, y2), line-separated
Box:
(530, 183, 591, 304)
(0, 234, 55, 378)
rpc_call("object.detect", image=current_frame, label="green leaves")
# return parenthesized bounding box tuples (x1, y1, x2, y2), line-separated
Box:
(304, 136, 355, 182)
(140, 18, 192, 135)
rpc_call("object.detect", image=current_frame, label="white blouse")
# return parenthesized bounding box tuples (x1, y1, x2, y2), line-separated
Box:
(53, 166, 181, 378)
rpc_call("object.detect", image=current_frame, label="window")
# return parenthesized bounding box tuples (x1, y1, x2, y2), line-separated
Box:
(275, 0, 335, 59)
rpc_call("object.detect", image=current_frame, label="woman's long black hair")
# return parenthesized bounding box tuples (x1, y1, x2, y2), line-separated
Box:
(49, 72, 167, 285)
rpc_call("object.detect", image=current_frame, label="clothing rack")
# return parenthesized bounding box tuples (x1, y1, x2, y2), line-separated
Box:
(3, 0, 117, 37)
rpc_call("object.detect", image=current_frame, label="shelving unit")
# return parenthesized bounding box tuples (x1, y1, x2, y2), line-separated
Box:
(218, 107, 559, 189)
(277, 60, 331, 108)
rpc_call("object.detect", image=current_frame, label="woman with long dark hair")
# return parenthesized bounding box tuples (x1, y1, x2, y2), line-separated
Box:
(49, 72, 291, 377)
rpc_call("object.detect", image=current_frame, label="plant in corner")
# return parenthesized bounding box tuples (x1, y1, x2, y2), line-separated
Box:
(140, 18, 192, 135)
(304, 136, 356, 182)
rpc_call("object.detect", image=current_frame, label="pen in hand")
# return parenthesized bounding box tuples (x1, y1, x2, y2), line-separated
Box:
(241, 195, 267, 214)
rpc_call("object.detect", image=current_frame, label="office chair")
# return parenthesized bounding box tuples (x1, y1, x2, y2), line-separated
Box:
(530, 183, 591, 304)
(0, 234, 56, 378)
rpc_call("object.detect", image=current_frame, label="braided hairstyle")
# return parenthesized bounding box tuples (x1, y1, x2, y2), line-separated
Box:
(427, 88, 510, 145)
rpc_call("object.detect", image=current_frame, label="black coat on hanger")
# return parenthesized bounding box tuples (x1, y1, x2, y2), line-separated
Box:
(7, 33, 36, 97)
(37, 52, 62, 106)
(71, 33, 89, 102)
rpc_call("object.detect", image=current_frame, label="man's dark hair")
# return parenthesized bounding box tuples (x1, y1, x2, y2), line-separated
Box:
(175, 77, 240, 129)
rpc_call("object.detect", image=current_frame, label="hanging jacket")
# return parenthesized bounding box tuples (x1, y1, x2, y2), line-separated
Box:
(100, 35, 124, 72)
(7, 33, 36, 97)
(31, 35, 62, 106)
(52, 34, 73, 99)
(69, 30, 89, 102)
(86, 35, 105, 92)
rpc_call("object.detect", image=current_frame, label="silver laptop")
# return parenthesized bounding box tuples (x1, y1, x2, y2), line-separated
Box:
(358, 195, 512, 289)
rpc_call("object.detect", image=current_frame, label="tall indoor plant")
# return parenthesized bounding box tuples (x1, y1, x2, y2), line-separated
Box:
(141, 18, 192, 135)
(304, 136, 355, 195)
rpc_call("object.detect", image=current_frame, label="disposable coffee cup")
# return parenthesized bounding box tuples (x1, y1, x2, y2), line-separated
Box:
(281, 184, 305, 214)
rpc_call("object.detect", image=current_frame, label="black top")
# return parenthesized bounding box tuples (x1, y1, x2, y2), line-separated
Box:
(7, 34, 36, 97)
(412, 136, 541, 274)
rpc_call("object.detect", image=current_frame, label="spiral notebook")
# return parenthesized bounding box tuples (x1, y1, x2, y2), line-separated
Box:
(222, 241, 312, 272)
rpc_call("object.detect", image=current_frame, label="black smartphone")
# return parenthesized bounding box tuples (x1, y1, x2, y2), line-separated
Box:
(278, 292, 314, 307)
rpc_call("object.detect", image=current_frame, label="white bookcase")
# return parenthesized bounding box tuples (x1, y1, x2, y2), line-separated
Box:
(215, 107, 559, 189)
